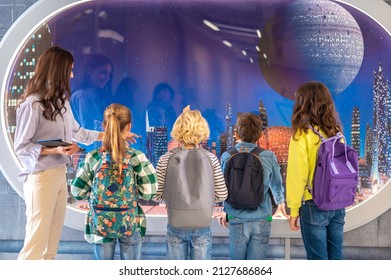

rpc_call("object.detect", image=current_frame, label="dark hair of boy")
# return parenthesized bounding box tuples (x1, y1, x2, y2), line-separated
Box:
(235, 113, 263, 143)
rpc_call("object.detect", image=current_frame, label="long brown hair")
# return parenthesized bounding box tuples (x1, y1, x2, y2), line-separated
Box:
(18, 46, 74, 121)
(102, 104, 132, 173)
(291, 81, 342, 139)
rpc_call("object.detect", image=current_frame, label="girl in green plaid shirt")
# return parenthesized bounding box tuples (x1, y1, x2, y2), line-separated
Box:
(71, 104, 157, 260)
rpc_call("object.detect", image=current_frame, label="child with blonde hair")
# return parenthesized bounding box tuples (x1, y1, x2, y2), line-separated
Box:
(153, 106, 227, 260)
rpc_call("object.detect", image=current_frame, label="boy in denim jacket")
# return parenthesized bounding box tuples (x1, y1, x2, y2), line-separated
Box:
(217, 113, 288, 260)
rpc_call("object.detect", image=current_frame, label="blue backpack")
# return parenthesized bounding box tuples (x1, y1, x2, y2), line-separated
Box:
(308, 125, 359, 210)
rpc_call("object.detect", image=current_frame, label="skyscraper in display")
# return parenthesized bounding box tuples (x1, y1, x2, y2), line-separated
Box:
(225, 102, 234, 149)
(372, 63, 391, 185)
(364, 123, 374, 173)
(145, 110, 168, 167)
(258, 99, 268, 131)
(351, 106, 360, 155)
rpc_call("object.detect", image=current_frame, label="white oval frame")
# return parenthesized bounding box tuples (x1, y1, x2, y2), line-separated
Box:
(1, 0, 391, 237)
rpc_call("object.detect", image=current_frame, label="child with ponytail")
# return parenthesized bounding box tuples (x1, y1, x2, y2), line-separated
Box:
(71, 103, 157, 260)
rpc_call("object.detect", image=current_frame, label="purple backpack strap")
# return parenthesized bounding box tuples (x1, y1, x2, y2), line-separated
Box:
(308, 124, 325, 141)
(309, 124, 340, 144)
(309, 124, 356, 174)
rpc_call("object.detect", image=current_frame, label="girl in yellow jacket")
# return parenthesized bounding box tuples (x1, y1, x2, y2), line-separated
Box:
(286, 81, 345, 260)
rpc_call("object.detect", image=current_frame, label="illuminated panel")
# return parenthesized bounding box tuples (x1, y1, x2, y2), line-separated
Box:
(6, 24, 52, 141)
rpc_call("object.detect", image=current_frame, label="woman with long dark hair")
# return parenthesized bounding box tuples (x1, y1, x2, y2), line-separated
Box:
(13, 47, 127, 260)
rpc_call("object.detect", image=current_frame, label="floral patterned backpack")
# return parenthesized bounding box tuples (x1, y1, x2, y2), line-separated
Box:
(88, 149, 139, 238)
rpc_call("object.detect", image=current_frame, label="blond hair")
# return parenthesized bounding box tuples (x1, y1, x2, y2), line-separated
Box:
(170, 109, 210, 146)
(102, 104, 132, 173)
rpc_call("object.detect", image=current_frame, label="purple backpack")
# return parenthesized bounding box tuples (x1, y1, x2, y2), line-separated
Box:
(308, 125, 359, 210)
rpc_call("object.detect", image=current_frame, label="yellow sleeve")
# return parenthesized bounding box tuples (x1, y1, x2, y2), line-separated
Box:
(286, 136, 310, 217)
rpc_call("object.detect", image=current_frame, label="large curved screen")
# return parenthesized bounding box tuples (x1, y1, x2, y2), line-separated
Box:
(1, 0, 391, 234)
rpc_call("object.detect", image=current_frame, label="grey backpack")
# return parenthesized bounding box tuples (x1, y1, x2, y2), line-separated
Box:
(163, 147, 215, 229)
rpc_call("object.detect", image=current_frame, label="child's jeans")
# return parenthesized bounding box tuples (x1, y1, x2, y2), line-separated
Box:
(93, 231, 143, 260)
(300, 200, 345, 260)
(166, 224, 212, 260)
(228, 218, 271, 260)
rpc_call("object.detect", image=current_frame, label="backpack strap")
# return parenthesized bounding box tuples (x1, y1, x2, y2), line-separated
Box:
(165, 147, 183, 173)
(309, 124, 343, 143)
(227, 147, 238, 156)
(309, 124, 354, 171)
(250, 146, 264, 157)
(307, 124, 323, 193)
(165, 147, 213, 173)
(100, 150, 111, 165)
(170, 147, 182, 155)
(308, 124, 325, 141)
(227, 146, 264, 156)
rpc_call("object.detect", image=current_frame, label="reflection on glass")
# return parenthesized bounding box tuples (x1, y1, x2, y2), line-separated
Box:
(70, 53, 114, 151)
(4, 0, 391, 216)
